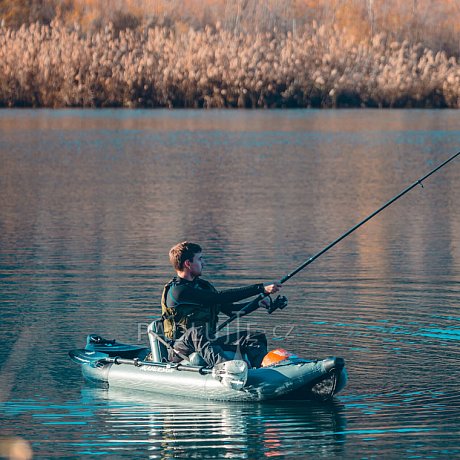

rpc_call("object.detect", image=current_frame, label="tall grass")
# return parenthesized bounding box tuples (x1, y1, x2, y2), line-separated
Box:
(1, 21, 459, 108)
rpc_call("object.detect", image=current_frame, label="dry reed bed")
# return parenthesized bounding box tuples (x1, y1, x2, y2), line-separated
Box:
(1, 21, 460, 108)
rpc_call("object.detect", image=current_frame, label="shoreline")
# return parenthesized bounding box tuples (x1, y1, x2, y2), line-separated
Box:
(1, 23, 459, 109)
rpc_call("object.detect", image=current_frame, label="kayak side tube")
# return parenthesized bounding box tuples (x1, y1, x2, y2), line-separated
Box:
(74, 352, 346, 402)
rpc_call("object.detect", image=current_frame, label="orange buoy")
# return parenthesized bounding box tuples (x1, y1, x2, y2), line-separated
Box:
(261, 348, 297, 367)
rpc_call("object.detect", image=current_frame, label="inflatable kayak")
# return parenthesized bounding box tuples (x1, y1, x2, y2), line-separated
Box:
(69, 320, 347, 402)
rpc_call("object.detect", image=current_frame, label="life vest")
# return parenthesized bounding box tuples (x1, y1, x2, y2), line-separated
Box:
(161, 277, 220, 340)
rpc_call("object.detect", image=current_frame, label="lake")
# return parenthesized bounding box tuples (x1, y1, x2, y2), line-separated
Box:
(1, 109, 459, 458)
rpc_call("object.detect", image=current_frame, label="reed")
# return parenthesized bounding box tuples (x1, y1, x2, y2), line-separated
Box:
(1, 21, 459, 108)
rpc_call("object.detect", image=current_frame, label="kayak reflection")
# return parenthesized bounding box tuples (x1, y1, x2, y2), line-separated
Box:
(81, 386, 347, 458)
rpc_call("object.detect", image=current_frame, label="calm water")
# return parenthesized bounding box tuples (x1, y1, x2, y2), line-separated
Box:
(1, 109, 460, 459)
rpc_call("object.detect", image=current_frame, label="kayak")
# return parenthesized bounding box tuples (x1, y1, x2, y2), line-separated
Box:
(69, 320, 347, 402)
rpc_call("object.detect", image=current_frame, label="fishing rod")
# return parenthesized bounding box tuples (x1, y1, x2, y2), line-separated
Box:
(217, 150, 460, 332)
(280, 150, 460, 284)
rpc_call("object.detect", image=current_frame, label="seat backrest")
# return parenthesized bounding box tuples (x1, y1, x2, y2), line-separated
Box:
(147, 319, 168, 362)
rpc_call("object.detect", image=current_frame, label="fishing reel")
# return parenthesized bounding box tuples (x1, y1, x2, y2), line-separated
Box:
(263, 295, 288, 314)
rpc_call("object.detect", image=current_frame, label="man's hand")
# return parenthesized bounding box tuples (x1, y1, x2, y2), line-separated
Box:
(263, 282, 282, 295)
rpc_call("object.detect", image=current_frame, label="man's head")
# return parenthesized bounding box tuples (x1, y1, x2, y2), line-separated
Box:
(169, 241, 204, 278)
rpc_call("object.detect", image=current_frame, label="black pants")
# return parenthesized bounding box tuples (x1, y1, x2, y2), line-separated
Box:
(169, 326, 268, 368)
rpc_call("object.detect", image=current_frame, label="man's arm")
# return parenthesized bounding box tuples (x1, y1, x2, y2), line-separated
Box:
(169, 281, 282, 309)
(171, 283, 264, 307)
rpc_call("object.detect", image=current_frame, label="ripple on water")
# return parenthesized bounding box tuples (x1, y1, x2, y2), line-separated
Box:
(1, 110, 460, 458)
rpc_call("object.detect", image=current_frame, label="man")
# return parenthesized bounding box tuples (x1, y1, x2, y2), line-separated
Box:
(161, 241, 283, 368)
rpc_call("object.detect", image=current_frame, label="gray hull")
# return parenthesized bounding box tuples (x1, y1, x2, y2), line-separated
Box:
(81, 357, 347, 402)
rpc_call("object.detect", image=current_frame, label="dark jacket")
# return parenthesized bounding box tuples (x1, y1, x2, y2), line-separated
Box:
(161, 277, 264, 339)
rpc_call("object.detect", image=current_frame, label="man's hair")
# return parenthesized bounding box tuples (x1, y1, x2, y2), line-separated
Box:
(169, 241, 202, 271)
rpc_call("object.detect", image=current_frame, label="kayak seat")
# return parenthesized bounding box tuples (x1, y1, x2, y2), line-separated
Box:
(147, 319, 242, 366)
(147, 319, 169, 363)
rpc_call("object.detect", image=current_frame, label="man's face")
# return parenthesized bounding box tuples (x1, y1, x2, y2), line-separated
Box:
(187, 252, 205, 278)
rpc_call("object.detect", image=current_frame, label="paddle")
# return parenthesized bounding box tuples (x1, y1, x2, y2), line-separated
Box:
(217, 150, 460, 332)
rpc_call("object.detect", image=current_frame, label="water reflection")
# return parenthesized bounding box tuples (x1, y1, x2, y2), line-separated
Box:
(80, 387, 347, 459)
(1, 109, 460, 458)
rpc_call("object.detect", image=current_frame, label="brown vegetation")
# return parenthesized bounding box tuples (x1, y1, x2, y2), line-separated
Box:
(2, 1, 460, 55)
(1, 1, 460, 108)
